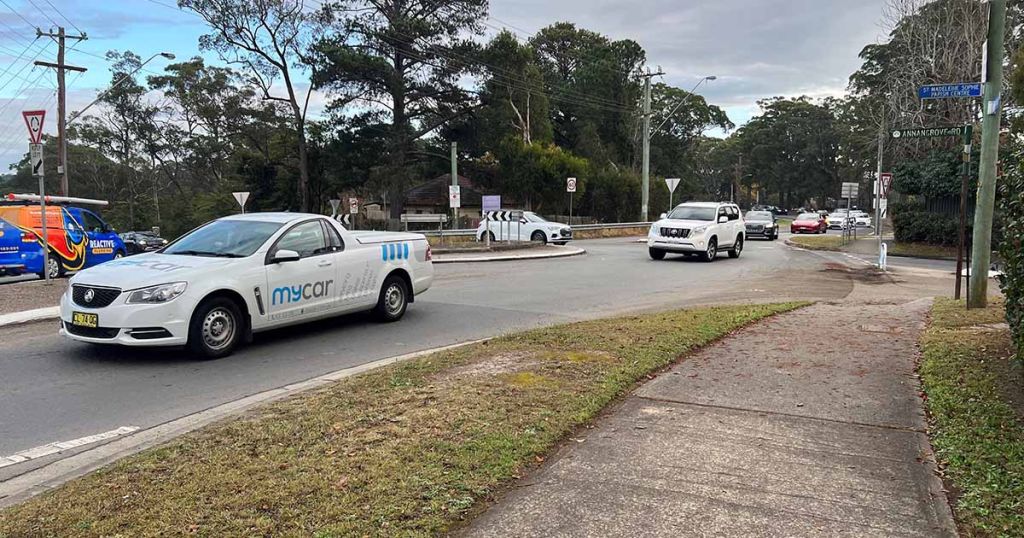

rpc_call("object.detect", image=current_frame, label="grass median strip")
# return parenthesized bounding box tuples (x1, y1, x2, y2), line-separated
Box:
(0, 302, 804, 537)
(788, 234, 844, 251)
(920, 298, 1024, 536)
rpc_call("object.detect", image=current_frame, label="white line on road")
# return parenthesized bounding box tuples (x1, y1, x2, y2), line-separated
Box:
(0, 427, 139, 469)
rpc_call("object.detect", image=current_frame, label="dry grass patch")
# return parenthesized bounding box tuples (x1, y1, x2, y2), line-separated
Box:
(788, 234, 844, 251)
(0, 303, 805, 537)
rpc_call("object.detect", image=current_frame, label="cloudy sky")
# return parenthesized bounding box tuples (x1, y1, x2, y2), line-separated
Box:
(0, 0, 891, 172)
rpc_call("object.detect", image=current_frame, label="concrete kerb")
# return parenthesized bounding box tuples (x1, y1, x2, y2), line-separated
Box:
(0, 338, 489, 508)
(433, 246, 586, 264)
(0, 307, 60, 328)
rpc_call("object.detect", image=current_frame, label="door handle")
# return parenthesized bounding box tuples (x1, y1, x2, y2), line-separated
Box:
(317, 260, 333, 267)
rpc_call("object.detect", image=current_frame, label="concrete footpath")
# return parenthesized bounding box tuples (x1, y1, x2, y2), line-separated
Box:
(464, 299, 956, 537)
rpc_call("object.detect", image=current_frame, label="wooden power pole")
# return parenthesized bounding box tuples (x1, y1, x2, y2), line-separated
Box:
(35, 26, 87, 197)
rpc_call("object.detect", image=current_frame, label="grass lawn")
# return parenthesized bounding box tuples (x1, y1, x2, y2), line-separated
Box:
(788, 234, 844, 251)
(0, 303, 804, 537)
(920, 298, 1024, 536)
(887, 242, 958, 259)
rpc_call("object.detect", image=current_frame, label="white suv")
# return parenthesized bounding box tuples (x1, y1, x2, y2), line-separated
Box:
(647, 202, 745, 262)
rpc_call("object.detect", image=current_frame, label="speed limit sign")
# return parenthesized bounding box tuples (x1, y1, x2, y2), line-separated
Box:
(566, 177, 577, 193)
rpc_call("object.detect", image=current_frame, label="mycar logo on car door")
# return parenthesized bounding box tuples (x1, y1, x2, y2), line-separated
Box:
(271, 279, 335, 306)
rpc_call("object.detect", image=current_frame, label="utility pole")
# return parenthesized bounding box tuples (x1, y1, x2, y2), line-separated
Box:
(640, 68, 664, 222)
(968, 0, 1006, 308)
(733, 155, 743, 203)
(35, 27, 87, 197)
(451, 141, 458, 229)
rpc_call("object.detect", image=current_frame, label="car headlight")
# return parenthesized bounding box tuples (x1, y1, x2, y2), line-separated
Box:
(650, 224, 660, 235)
(139, 240, 147, 246)
(692, 225, 708, 235)
(126, 282, 188, 304)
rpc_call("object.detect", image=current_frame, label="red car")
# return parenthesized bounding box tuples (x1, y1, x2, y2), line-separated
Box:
(790, 212, 827, 234)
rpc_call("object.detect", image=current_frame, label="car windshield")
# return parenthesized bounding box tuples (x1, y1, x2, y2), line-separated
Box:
(667, 206, 716, 221)
(525, 212, 548, 223)
(163, 219, 284, 258)
(797, 213, 819, 220)
(746, 211, 772, 220)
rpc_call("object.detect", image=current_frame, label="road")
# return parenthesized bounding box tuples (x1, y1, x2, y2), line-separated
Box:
(0, 236, 957, 468)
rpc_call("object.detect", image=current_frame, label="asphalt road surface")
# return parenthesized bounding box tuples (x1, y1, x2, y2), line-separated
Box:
(0, 236, 956, 465)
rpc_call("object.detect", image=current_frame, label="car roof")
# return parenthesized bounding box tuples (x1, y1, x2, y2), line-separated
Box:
(676, 202, 729, 208)
(219, 212, 322, 224)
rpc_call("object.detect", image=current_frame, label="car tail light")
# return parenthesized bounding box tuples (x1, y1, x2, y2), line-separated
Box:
(425, 244, 432, 262)
(21, 231, 36, 242)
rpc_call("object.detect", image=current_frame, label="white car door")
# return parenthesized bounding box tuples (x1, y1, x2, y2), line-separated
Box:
(717, 206, 733, 247)
(328, 222, 383, 312)
(264, 220, 339, 323)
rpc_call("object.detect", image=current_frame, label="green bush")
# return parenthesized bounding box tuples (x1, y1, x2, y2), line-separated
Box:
(890, 201, 962, 246)
(997, 169, 1023, 357)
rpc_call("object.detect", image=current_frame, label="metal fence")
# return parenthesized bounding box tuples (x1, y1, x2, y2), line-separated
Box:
(420, 221, 652, 238)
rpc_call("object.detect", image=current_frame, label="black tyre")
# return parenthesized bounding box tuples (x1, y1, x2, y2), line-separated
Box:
(700, 239, 718, 262)
(530, 231, 547, 244)
(188, 297, 243, 359)
(728, 235, 743, 258)
(374, 275, 408, 322)
(649, 247, 666, 260)
(37, 252, 63, 280)
(113, 250, 125, 259)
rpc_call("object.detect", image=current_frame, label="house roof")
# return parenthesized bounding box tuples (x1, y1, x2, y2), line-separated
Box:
(404, 174, 484, 207)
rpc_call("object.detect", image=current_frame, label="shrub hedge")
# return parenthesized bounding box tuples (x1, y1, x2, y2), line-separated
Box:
(890, 201, 963, 246)
(997, 169, 1023, 357)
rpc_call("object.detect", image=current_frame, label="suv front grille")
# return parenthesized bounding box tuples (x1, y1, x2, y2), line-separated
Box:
(660, 228, 690, 238)
(746, 224, 764, 232)
(72, 285, 122, 308)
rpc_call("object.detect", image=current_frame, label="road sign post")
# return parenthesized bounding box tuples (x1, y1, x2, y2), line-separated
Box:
(665, 177, 681, 212)
(232, 192, 250, 214)
(566, 177, 577, 226)
(23, 111, 50, 283)
(841, 182, 859, 245)
(482, 195, 501, 248)
(891, 126, 970, 139)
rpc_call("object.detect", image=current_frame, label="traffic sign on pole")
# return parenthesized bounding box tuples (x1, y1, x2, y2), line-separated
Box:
(348, 197, 359, 214)
(329, 198, 341, 216)
(449, 185, 461, 208)
(918, 83, 982, 99)
(22, 110, 45, 144)
(566, 177, 577, 193)
(29, 143, 43, 177)
(891, 126, 969, 139)
(879, 173, 893, 197)
(232, 191, 250, 213)
(841, 182, 859, 199)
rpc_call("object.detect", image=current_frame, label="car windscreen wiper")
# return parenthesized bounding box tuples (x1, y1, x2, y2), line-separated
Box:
(167, 250, 244, 258)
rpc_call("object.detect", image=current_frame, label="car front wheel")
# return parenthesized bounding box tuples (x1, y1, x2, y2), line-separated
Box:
(700, 239, 718, 262)
(649, 247, 666, 260)
(188, 297, 243, 359)
(530, 231, 547, 244)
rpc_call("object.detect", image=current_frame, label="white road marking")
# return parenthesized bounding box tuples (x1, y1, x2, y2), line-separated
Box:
(0, 426, 139, 469)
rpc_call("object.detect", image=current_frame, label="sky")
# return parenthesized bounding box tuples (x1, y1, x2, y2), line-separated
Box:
(0, 0, 891, 172)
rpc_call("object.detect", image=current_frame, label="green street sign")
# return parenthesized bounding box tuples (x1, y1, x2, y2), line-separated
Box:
(891, 126, 970, 139)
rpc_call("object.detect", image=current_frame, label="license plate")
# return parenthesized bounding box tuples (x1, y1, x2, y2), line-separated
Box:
(72, 312, 99, 328)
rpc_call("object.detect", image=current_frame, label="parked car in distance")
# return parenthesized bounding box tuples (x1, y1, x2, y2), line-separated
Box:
(791, 212, 828, 234)
(0, 193, 126, 279)
(120, 231, 169, 255)
(848, 210, 872, 228)
(475, 211, 572, 245)
(648, 202, 745, 262)
(826, 211, 853, 230)
(743, 210, 778, 240)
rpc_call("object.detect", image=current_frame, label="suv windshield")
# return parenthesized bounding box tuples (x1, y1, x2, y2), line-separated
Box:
(163, 219, 284, 258)
(746, 211, 772, 220)
(667, 206, 716, 221)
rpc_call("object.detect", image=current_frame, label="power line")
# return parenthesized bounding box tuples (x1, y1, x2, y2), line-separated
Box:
(24, 0, 59, 28)
(0, 0, 39, 29)
(40, 0, 83, 34)
(0, 37, 42, 86)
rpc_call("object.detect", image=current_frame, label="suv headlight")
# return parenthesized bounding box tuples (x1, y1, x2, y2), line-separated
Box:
(691, 225, 709, 235)
(126, 282, 188, 304)
(650, 223, 660, 235)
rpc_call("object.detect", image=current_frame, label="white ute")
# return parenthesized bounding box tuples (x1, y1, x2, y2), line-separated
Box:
(59, 213, 433, 358)
(647, 202, 745, 262)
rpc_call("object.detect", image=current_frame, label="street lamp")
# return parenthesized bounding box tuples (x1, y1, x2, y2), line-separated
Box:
(67, 52, 176, 126)
(653, 75, 717, 134)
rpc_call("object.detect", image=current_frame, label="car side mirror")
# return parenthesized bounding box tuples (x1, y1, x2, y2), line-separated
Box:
(718, 216, 729, 224)
(659, 213, 667, 220)
(519, 218, 527, 224)
(271, 249, 300, 263)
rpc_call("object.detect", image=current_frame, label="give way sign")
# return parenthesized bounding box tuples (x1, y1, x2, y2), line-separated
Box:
(22, 110, 45, 144)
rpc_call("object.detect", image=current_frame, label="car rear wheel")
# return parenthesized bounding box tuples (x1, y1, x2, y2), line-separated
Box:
(728, 235, 743, 258)
(188, 297, 243, 359)
(700, 239, 718, 262)
(38, 253, 63, 280)
(649, 247, 666, 260)
(374, 275, 408, 322)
